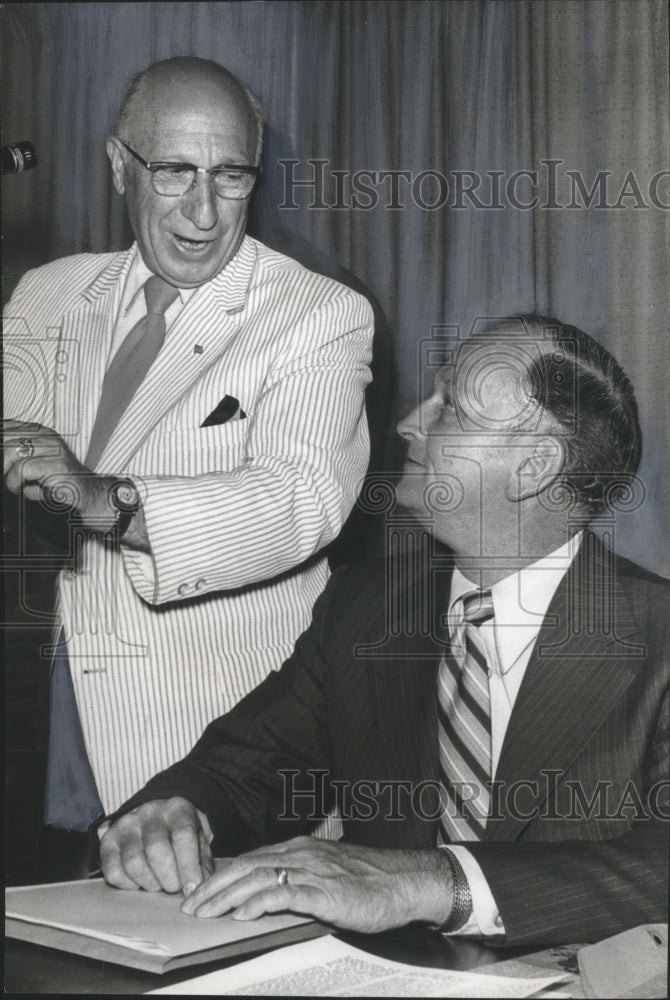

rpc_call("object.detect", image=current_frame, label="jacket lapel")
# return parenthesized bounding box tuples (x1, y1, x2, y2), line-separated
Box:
(488, 533, 641, 841)
(363, 543, 453, 847)
(54, 251, 132, 461)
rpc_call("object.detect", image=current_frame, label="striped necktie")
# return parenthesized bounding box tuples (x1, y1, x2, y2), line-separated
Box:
(85, 275, 179, 468)
(438, 589, 495, 843)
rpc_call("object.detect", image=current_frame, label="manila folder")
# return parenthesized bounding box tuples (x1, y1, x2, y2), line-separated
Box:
(6, 878, 326, 974)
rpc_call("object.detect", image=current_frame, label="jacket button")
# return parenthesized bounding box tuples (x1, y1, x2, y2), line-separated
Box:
(177, 583, 190, 596)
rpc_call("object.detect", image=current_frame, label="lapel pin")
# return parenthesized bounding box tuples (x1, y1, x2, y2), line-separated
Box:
(194, 344, 204, 354)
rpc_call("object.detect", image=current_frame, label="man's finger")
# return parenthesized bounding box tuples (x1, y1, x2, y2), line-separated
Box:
(100, 818, 161, 892)
(181, 859, 270, 914)
(21, 484, 46, 503)
(170, 808, 209, 894)
(141, 811, 184, 893)
(189, 866, 284, 918)
(99, 837, 142, 891)
(3, 464, 22, 491)
(4, 456, 44, 492)
(105, 810, 165, 893)
(231, 882, 322, 922)
(198, 828, 215, 880)
(120, 836, 164, 893)
(3, 448, 35, 483)
(181, 842, 323, 912)
(242, 836, 312, 860)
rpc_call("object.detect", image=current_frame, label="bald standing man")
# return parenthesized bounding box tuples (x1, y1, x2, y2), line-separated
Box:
(3, 57, 372, 861)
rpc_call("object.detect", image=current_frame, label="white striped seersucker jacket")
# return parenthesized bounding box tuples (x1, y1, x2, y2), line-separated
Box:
(4, 235, 373, 811)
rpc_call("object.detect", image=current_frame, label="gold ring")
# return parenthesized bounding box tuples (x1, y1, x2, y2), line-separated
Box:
(16, 438, 34, 459)
(275, 866, 289, 887)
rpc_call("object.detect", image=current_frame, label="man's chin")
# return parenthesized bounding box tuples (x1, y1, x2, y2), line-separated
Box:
(395, 481, 428, 522)
(155, 253, 225, 288)
(145, 232, 244, 287)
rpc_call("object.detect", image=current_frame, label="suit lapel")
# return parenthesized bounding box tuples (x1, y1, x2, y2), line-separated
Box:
(488, 534, 641, 841)
(363, 545, 453, 847)
(367, 630, 439, 846)
(54, 251, 132, 461)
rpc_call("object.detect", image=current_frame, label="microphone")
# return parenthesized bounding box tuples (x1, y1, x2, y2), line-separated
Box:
(1, 141, 38, 175)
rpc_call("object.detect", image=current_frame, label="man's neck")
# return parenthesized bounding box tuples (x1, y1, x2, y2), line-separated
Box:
(451, 526, 584, 588)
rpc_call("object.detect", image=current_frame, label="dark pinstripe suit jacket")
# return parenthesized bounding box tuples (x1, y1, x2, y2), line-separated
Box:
(121, 533, 669, 946)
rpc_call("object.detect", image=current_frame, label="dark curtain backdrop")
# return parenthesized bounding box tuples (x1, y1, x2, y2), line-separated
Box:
(2, 1, 668, 572)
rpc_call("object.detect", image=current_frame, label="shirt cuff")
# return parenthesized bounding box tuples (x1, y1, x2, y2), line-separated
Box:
(442, 845, 505, 937)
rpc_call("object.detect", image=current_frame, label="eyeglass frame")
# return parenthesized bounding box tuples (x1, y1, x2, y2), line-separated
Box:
(117, 140, 261, 198)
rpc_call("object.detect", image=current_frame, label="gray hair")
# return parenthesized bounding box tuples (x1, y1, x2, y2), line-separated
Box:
(478, 314, 641, 518)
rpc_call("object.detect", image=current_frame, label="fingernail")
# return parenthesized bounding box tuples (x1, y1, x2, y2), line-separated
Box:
(183, 882, 197, 897)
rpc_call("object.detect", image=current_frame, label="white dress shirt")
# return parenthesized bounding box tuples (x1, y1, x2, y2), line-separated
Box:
(446, 533, 582, 937)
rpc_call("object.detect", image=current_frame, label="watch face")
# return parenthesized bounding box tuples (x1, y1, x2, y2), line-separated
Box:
(111, 480, 140, 513)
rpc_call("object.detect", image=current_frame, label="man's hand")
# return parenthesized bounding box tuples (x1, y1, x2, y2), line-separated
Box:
(180, 836, 454, 933)
(3, 419, 110, 521)
(100, 797, 214, 895)
(3, 418, 148, 549)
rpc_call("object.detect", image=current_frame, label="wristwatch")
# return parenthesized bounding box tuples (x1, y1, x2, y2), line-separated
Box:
(108, 478, 141, 540)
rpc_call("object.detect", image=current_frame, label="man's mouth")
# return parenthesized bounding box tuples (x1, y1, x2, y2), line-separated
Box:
(173, 234, 216, 253)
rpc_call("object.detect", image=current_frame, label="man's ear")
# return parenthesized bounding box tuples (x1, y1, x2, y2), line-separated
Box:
(106, 137, 126, 195)
(506, 436, 565, 501)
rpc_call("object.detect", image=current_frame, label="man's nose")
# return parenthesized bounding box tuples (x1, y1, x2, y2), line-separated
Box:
(181, 173, 219, 231)
(397, 401, 427, 441)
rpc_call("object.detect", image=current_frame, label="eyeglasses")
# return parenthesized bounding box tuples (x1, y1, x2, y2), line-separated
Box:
(118, 140, 260, 199)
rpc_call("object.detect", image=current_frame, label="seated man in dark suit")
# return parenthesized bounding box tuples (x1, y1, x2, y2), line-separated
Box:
(100, 314, 668, 946)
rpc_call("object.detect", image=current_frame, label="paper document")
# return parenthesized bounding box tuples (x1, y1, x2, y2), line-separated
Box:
(148, 934, 571, 996)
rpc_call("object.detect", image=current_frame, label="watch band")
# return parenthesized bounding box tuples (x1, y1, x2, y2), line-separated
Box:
(108, 478, 140, 541)
(435, 849, 473, 933)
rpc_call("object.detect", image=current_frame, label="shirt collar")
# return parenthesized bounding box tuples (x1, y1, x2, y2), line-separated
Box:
(448, 532, 583, 672)
(123, 250, 197, 315)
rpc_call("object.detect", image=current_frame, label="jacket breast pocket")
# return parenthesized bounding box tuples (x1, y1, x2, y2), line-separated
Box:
(137, 420, 249, 475)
